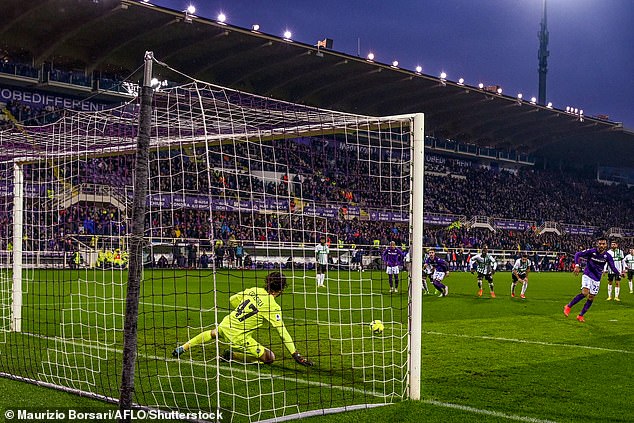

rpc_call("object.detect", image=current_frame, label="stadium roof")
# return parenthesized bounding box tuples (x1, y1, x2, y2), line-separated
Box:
(2, 0, 634, 165)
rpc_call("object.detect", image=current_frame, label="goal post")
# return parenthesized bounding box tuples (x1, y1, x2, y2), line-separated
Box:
(409, 113, 425, 400)
(11, 161, 23, 333)
(0, 56, 426, 422)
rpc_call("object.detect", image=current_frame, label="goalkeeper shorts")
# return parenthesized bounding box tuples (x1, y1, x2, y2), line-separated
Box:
(218, 326, 264, 358)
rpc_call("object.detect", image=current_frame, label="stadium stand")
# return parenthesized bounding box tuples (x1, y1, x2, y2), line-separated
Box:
(2, 126, 631, 267)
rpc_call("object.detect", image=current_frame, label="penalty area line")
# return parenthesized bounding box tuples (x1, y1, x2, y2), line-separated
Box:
(424, 399, 558, 423)
(424, 331, 633, 354)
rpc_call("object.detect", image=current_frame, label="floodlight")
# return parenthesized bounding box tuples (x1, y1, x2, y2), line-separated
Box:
(530, 97, 537, 104)
(415, 65, 422, 73)
(217, 13, 226, 23)
(517, 93, 523, 99)
(186, 5, 195, 14)
(496, 87, 502, 95)
(458, 78, 464, 85)
(478, 83, 484, 89)
(283, 30, 292, 40)
(252, 24, 260, 31)
(546, 102, 553, 108)
(579, 109, 584, 115)
(440, 72, 447, 80)
(391, 60, 399, 67)
(367, 53, 375, 61)
(566, 106, 571, 113)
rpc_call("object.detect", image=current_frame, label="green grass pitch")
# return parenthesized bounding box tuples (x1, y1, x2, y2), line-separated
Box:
(0, 268, 632, 423)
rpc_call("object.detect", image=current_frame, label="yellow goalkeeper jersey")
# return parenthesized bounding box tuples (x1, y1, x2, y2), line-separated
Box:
(219, 287, 296, 355)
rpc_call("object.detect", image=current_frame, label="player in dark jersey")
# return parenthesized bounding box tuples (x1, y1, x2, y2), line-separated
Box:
(564, 237, 623, 322)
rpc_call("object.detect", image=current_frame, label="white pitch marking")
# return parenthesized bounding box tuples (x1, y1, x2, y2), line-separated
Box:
(22, 330, 564, 423)
(423, 399, 559, 423)
(22, 331, 385, 397)
(424, 331, 633, 354)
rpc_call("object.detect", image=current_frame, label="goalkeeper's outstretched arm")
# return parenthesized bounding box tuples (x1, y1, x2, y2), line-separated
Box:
(269, 317, 313, 367)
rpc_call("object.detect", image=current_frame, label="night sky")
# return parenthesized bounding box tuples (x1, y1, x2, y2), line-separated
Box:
(151, 0, 634, 129)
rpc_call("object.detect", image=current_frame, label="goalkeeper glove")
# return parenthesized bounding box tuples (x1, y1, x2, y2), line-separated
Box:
(292, 352, 313, 367)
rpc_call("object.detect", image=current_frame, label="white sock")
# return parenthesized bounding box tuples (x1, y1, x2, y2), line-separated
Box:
(521, 281, 527, 295)
(615, 286, 620, 297)
(510, 282, 516, 293)
(629, 280, 633, 291)
(607, 284, 613, 297)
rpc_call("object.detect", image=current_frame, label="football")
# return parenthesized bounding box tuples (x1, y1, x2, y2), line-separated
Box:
(369, 320, 384, 334)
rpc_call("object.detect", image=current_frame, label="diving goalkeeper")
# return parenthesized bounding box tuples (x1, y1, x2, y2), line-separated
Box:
(172, 271, 313, 366)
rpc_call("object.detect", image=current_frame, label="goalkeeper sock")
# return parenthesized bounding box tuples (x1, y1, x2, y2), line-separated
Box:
(394, 276, 399, 289)
(186, 330, 214, 348)
(388, 274, 393, 288)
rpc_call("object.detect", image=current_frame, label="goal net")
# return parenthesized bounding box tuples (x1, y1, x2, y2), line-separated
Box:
(0, 62, 420, 421)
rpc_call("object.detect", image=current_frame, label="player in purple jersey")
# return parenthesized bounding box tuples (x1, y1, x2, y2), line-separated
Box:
(564, 237, 623, 322)
(425, 250, 450, 297)
(382, 241, 405, 293)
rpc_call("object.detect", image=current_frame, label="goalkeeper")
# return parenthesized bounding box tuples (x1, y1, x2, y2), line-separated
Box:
(172, 271, 313, 366)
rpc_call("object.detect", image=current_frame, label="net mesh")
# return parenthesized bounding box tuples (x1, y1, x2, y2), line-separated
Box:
(0, 70, 414, 421)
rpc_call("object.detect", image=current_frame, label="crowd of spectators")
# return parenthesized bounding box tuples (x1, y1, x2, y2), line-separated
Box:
(1, 100, 62, 128)
(3, 129, 634, 258)
(425, 164, 634, 227)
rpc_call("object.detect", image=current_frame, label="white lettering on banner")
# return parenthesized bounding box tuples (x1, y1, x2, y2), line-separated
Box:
(0, 86, 105, 111)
